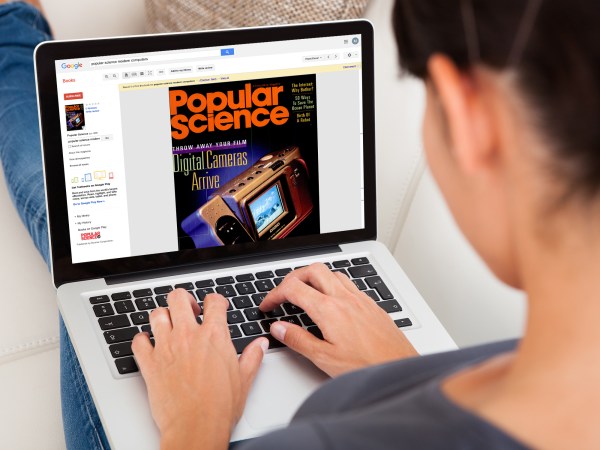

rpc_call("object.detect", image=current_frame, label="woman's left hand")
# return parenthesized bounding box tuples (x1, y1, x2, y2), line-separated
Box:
(132, 289, 268, 450)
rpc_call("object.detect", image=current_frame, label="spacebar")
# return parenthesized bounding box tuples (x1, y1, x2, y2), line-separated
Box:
(232, 334, 285, 354)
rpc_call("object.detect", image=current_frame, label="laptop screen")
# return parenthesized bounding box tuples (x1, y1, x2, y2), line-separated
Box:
(52, 33, 366, 265)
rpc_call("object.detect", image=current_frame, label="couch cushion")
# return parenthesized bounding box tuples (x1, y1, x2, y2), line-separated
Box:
(0, 167, 58, 365)
(0, 348, 65, 448)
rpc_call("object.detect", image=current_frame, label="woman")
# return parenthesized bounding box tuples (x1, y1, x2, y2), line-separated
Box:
(2, 0, 599, 448)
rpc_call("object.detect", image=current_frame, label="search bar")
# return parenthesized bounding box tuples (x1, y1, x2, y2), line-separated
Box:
(149, 49, 221, 62)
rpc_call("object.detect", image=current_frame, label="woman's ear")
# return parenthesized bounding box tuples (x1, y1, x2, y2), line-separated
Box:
(427, 54, 497, 175)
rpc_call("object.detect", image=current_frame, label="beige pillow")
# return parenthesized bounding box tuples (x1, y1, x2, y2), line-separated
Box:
(146, 0, 369, 33)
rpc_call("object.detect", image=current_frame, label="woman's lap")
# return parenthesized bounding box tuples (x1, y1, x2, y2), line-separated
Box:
(0, 3, 109, 449)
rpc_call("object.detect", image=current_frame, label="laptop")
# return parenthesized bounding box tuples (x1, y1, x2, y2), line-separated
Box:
(34, 20, 456, 448)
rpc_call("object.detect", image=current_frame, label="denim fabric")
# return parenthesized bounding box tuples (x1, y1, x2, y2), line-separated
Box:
(0, 3, 109, 449)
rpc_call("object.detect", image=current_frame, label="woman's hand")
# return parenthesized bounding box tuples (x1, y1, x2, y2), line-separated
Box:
(132, 289, 268, 450)
(260, 263, 418, 378)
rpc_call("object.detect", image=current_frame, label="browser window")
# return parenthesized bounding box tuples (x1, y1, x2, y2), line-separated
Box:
(55, 35, 365, 264)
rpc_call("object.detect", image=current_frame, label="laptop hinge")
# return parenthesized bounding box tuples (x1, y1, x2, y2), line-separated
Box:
(104, 245, 342, 286)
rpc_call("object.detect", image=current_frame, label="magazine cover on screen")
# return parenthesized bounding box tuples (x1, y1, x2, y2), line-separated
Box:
(169, 74, 320, 250)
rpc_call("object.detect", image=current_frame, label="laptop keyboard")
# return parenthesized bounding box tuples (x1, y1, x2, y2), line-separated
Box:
(89, 257, 413, 375)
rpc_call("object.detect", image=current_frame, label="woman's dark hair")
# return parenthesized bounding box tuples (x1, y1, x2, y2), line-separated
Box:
(393, 0, 600, 201)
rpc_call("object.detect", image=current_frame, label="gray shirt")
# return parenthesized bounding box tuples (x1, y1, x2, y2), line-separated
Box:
(239, 339, 528, 449)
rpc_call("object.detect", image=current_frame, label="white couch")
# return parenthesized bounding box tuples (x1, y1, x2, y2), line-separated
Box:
(0, 0, 525, 448)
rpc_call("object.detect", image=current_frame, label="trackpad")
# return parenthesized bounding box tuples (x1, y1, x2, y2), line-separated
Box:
(243, 350, 329, 430)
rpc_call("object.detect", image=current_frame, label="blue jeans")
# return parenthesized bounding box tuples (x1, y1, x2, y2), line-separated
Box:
(0, 3, 110, 449)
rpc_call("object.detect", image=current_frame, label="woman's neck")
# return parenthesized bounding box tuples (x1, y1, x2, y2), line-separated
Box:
(445, 206, 600, 449)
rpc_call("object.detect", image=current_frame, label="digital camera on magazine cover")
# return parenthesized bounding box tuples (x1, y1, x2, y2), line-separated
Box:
(181, 146, 314, 248)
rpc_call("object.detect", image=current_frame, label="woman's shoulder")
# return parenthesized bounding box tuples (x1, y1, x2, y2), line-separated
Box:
(240, 339, 526, 450)
(297, 338, 519, 416)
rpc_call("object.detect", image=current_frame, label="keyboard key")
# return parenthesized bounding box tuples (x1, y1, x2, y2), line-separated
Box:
(241, 322, 262, 336)
(332, 260, 351, 268)
(132, 288, 152, 298)
(115, 356, 138, 374)
(364, 290, 380, 302)
(156, 295, 168, 307)
(332, 268, 349, 277)
(104, 327, 139, 344)
(261, 319, 278, 332)
(352, 279, 367, 291)
(141, 324, 153, 337)
(216, 276, 235, 285)
(273, 277, 284, 286)
(98, 314, 130, 330)
(265, 305, 285, 318)
(394, 318, 413, 328)
(351, 257, 370, 266)
(235, 273, 255, 282)
(232, 296, 253, 309)
(280, 315, 302, 326)
(275, 268, 292, 276)
(256, 270, 274, 279)
(232, 334, 284, 354)
(195, 279, 215, 288)
(348, 264, 377, 279)
(154, 286, 173, 295)
(196, 315, 203, 324)
(283, 303, 304, 315)
(216, 285, 237, 297)
(378, 300, 402, 313)
(131, 311, 150, 325)
(89, 295, 109, 304)
(111, 291, 131, 301)
(307, 326, 324, 340)
(229, 325, 242, 339)
(93, 303, 115, 317)
(196, 287, 214, 300)
(114, 300, 135, 314)
(174, 282, 194, 290)
(299, 313, 315, 327)
(135, 297, 157, 311)
(255, 279, 275, 292)
(109, 341, 133, 358)
(252, 293, 267, 306)
(235, 282, 256, 295)
(227, 311, 245, 324)
(324, 262, 332, 269)
(365, 276, 394, 300)
(244, 307, 265, 321)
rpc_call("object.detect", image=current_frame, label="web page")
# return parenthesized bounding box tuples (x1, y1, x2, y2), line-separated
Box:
(55, 35, 365, 264)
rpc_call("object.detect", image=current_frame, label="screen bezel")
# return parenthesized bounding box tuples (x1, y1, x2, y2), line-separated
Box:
(34, 20, 377, 287)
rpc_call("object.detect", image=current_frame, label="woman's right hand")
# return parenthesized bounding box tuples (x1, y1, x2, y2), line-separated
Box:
(259, 263, 418, 378)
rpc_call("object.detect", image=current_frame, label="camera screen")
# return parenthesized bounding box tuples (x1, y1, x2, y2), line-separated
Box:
(248, 183, 286, 233)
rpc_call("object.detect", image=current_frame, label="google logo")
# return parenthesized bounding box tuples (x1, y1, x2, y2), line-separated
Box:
(61, 62, 83, 70)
